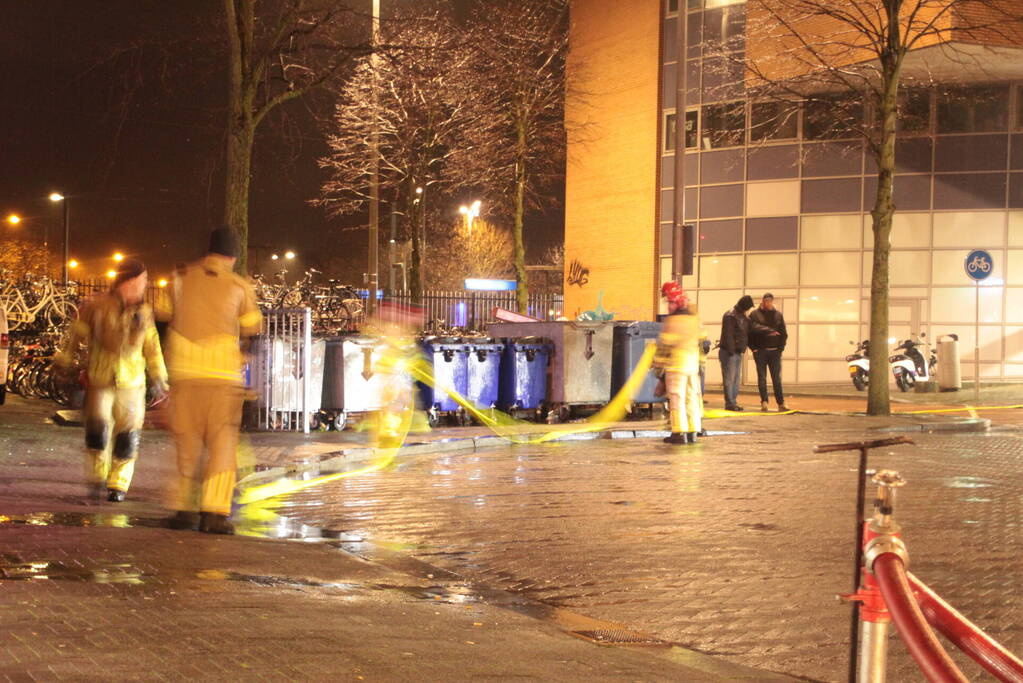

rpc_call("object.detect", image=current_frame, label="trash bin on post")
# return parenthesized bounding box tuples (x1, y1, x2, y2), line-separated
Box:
(498, 337, 552, 419)
(466, 339, 504, 413)
(937, 334, 962, 391)
(612, 321, 664, 408)
(418, 338, 470, 425)
(488, 321, 614, 422)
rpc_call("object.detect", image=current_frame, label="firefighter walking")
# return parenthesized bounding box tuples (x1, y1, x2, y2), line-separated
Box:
(156, 228, 262, 534)
(655, 282, 703, 445)
(56, 259, 167, 502)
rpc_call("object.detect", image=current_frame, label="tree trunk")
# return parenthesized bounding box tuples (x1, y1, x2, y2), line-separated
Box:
(225, 122, 254, 274)
(409, 185, 424, 303)
(866, 74, 900, 416)
(513, 124, 529, 314)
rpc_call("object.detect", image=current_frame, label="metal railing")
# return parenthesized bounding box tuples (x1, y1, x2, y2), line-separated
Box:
(361, 290, 564, 332)
(247, 308, 317, 433)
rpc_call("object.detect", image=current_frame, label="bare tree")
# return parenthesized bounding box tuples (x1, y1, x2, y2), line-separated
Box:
(456, 0, 569, 314)
(223, 0, 370, 273)
(427, 219, 515, 290)
(317, 11, 479, 301)
(742, 0, 1023, 415)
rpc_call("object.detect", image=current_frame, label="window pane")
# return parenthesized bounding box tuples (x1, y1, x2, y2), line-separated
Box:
(804, 95, 863, 140)
(750, 101, 798, 141)
(685, 110, 699, 148)
(665, 113, 677, 152)
(1018, 87, 1023, 129)
(897, 89, 930, 133)
(668, 0, 679, 13)
(701, 101, 745, 148)
(937, 85, 1008, 133)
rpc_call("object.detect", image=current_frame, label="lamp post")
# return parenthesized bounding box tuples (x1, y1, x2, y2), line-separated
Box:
(49, 193, 69, 285)
(5, 214, 20, 226)
(458, 200, 482, 235)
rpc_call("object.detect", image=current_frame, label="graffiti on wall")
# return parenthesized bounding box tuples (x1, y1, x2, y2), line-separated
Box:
(567, 259, 590, 287)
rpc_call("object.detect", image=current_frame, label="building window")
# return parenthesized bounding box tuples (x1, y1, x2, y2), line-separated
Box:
(1017, 86, 1023, 129)
(804, 94, 864, 140)
(937, 85, 1008, 133)
(750, 101, 799, 141)
(667, 0, 678, 13)
(665, 110, 699, 151)
(701, 101, 745, 149)
(668, 0, 702, 11)
(702, 5, 745, 54)
(897, 89, 931, 133)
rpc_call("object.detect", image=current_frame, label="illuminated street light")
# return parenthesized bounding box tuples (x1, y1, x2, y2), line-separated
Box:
(458, 199, 482, 234)
(284, 251, 295, 260)
(105, 269, 117, 279)
(271, 253, 279, 261)
(68, 259, 79, 270)
(157, 278, 168, 288)
(48, 192, 64, 202)
(113, 252, 124, 262)
(6, 214, 20, 226)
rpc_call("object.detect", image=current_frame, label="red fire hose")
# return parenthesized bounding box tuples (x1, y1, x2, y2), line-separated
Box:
(873, 553, 968, 683)
(909, 573, 1023, 683)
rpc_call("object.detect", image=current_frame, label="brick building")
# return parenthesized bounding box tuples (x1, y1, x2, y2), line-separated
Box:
(564, 0, 1023, 384)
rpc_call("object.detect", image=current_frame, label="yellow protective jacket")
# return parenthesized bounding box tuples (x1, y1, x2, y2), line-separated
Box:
(155, 255, 262, 385)
(56, 292, 167, 390)
(653, 311, 702, 376)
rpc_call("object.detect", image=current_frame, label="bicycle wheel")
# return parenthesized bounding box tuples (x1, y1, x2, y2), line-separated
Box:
(47, 298, 78, 327)
(281, 288, 303, 308)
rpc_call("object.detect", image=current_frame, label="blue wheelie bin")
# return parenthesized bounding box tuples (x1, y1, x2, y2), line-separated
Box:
(498, 337, 552, 419)
(611, 321, 664, 406)
(418, 338, 470, 425)
(466, 339, 505, 411)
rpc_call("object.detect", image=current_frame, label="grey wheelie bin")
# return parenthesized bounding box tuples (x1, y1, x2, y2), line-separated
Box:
(488, 321, 614, 422)
(611, 321, 664, 409)
(321, 336, 392, 430)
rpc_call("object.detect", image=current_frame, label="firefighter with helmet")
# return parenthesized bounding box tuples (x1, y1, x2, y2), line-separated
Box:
(654, 281, 703, 445)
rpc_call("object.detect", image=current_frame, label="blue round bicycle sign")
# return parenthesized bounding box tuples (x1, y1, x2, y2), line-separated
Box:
(965, 250, 993, 281)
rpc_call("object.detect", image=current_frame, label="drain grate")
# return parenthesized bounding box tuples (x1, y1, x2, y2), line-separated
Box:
(572, 629, 667, 646)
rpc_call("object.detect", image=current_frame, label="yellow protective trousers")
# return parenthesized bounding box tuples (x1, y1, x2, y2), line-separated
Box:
(169, 382, 244, 516)
(665, 371, 702, 434)
(83, 386, 146, 492)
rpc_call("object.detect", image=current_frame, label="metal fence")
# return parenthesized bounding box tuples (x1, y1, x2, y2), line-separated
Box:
(372, 290, 564, 331)
(246, 308, 320, 433)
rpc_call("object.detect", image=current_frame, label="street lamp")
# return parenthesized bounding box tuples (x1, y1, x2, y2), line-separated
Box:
(67, 259, 79, 270)
(113, 252, 124, 262)
(6, 214, 21, 226)
(49, 192, 70, 285)
(284, 251, 295, 260)
(271, 253, 279, 261)
(458, 200, 482, 235)
(105, 269, 117, 280)
(157, 278, 168, 288)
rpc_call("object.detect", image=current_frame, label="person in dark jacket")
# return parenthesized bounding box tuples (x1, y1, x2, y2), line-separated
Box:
(719, 295, 754, 411)
(748, 293, 789, 412)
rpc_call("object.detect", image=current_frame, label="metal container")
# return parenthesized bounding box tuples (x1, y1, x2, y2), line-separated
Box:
(418, 338, 470, 414)
(498, 338, 552, 415)
(611, 321, 664, 404)
(466, 340, 504, 410)
(488, 321, 614, 406)
(937, 334, 962, 391)
(320, 336, 396, 429)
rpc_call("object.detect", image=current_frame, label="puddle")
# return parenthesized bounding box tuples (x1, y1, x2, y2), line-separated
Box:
(0, 559, 144, 584)
(0, 512, 158, 529)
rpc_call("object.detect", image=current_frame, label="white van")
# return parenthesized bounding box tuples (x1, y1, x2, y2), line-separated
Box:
(0, 301, 8, 404)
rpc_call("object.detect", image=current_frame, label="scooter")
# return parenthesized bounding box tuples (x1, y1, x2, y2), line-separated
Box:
(888, 333, 937, 392)
(846, 340, 870, 391)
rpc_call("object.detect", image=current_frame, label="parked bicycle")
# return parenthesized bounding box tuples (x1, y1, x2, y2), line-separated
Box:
(0, 272, 79, 332)
(253, 268, 363, 335)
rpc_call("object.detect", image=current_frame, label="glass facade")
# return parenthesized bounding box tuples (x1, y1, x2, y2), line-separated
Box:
(658, 0, 1023, 382)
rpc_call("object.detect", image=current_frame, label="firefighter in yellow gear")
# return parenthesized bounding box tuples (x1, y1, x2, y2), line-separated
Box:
(155, 228, 262, 535)
(56, 259, 167, 501)
(654, 282, 703, 445)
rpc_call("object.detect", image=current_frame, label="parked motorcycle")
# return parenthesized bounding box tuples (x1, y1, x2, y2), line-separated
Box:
(888, 333, 936, 392)
(846, 340, 870, 391)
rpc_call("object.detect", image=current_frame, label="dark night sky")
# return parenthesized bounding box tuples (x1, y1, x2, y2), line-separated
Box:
(0, 0, 563, 284)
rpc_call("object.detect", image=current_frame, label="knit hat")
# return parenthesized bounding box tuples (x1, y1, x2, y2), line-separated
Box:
(736, 295, 755, 312)
(208, 227, 240, 258)
(112, 258, 146, 288)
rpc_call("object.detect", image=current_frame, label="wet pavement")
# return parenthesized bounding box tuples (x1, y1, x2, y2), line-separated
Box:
(273, 413, 1023, 682)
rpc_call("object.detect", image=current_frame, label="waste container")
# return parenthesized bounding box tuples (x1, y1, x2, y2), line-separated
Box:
(937, 333, 962, 391)
(418, 338, 470, 423)
(320, 336, 392, 430)
(488, 321, 614, 421)
(611, 321, 664, 405)
(466, 339, 504, 411)
(247, 335, 325, 431)
(498, 337, 552, 418)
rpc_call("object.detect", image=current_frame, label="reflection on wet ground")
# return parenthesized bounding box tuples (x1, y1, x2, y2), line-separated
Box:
(268, 431, 1023, 682)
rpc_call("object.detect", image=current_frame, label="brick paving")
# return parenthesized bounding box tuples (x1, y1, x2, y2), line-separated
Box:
(275, 410, 1023, 682)
(0, 396, 788, 682)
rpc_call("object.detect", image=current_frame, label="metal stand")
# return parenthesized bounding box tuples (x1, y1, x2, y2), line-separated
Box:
(812, 436, 914, 683)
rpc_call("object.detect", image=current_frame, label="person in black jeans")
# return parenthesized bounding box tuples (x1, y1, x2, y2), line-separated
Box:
(748, 293, 789, 412)
(719, 295, 754, 411)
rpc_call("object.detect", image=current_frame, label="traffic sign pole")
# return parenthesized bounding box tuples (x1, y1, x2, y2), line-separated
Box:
(964, 250, 993, 404)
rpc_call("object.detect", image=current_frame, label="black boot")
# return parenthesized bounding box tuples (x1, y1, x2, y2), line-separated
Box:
(166, 511, 200, 531)
(107, 489, 126, 502)
(686, 432, 697, 444)
(199, 512, 235, 536)
(663, 432, 686, 445)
